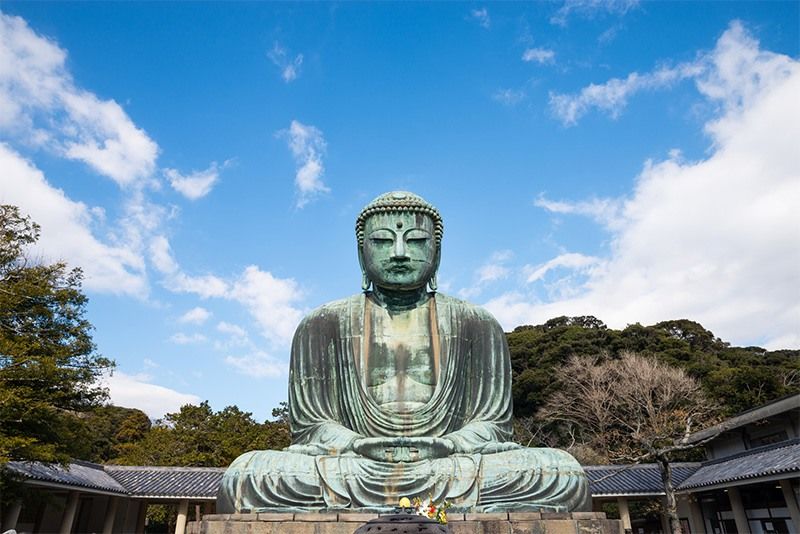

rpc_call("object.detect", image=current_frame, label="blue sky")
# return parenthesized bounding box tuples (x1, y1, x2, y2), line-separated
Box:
(1, 1, 798, 420)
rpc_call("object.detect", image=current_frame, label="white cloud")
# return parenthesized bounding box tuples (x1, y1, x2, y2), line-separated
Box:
(148, 235, 303, 345)
(524, 253, 601, 283)
(470, 8, 491, 29)
(548, 21, 775, 126)
(0, 13, 158, 186)
(148, 235, 229, 298)
(282, 120, 329, 208)
(549, 62, 702, 125)
(224, 351, 288, 378)
(148, 235, 179, 275)
(550, 0, 640, 27)
(217, 321, 247, 338)
(534, 194, 624, 229)
(171, 272, 230, 299)
(179, 306, 211, 325)
(522, 47, 556, 64)
(230, 266, 304, 344)
(0, 143, 148, 296)
(492, 88, 526, 106)
(103, 371, 200, 419)
(458, 250, 513, 299)
(267, 42, 303, 83)
(165, 161, 228, 200)
(486, 22, 800, 349)
(169, 332, 207, 345)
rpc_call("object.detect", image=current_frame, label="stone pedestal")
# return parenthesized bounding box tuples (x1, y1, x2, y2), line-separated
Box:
(188, 512, 623, 534)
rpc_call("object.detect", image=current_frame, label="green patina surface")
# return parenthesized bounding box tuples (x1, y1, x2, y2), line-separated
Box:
(217, 192, 589, 513)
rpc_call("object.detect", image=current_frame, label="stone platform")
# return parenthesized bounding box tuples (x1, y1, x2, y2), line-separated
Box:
(188, 512, 623, 534)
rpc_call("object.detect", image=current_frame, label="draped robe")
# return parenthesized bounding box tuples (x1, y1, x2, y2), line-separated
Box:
(217, 293, 588, 513)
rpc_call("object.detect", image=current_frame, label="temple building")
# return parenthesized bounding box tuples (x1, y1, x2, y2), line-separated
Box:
(2, 394, 798, 534)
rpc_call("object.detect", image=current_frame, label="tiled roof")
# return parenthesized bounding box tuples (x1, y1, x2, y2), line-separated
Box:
(6, 460, 128, 495)
(105, 465, 225, 498)
(687, 394, 800, 443)
(678, 438, 800, 490)
(585, 463, 700, 496)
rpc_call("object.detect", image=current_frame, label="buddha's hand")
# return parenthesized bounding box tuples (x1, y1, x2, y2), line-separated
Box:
(476, 441, 523, 454)
(285, 443, 331, 456)
(352, 437, 456, 462)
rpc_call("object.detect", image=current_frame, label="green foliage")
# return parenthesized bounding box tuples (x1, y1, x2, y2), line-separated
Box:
(78, 405, 151, 462)
(0, 205, 113, 468)
(508, 316, 799, 419)
(111, 401, 290, 467)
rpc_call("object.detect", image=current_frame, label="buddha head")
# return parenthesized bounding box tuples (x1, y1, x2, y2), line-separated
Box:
(356, 191, 444, 292)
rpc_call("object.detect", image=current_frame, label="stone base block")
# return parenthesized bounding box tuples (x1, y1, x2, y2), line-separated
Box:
(188, 512, 623, 534)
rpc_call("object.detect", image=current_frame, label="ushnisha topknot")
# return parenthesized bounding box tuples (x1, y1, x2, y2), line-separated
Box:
(356, 191, 444, 247)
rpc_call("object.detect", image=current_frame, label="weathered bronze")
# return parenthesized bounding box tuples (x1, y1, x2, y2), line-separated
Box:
(217, 191, 589, 513)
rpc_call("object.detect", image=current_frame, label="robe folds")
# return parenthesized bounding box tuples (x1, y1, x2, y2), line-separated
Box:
(217, 293, 589, 513)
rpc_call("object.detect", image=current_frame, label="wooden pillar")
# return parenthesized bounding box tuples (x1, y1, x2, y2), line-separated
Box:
(780, 479, 800, 529)
(726, 487, 749, 534)
(59, 491, 80, 534)
(688, 496, 705, 534)
(659, 500, 671, 534)
(174, 499, 189, 534)
(617, 496, 632, 532)
(135, 501, 147, 534)
(1, 501, 23, 532)
(102, 496, 119, 534)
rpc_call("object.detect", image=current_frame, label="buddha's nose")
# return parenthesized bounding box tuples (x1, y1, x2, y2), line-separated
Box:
(392, 238, 408, 259)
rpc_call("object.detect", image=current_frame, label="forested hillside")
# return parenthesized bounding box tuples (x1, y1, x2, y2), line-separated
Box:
(507, 316, 799, 419)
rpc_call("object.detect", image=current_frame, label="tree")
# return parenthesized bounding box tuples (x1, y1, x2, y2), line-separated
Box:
(507, 316, 799, 419)
(111, 401, 290, 467)
(0, 205, 112, 470)
(539, 353, 721, 534)
(79, 405, 151, 463)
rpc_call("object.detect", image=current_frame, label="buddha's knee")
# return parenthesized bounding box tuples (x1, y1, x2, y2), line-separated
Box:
(483, 447, 584, 476)
(225, 449, 319, 478)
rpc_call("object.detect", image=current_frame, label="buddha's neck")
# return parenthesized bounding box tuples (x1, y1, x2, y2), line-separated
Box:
(370, 285, 430, 311)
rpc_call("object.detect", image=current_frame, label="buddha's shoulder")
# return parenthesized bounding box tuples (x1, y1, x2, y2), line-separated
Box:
(434, 293, 503, 325)
(299, 294, 363, 324)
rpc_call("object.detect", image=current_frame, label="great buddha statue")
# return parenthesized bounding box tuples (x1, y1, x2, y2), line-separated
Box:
(217, 191, 589, 513)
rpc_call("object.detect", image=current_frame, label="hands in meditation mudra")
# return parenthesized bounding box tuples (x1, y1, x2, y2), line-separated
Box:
(217, 192, 589, 513)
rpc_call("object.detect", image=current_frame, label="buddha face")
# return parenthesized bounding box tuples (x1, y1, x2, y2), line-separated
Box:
(362, 211, 438, 291)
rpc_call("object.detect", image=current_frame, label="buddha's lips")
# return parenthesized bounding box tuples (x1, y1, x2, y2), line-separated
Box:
(387, 264, 412, 273)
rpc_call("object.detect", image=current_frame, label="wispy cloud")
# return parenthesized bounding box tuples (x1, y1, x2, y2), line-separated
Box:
(550, 62, 703, 125)
(281, 120, 329, 208)
(165, 160, 231, 200)
(470, 8, 491, 29)
(147, 234, 304, 345)
(179, 307, 211, 325)
(225, 350, 288, 378)
(534, 194, 624, 229)
(169, 332, 208, 345)
(550, 0, 640, 27)
(0, 144, 149, 296)
(0, 14, 158, 187)
(522, 47, 556, 65)
(492, 88, 526, 106)
(549, 20, 792, 127)
(524, 253, 600, 283)
(458, 250, 514, 299)
(487, 22, 800, 349)
(268, 42, 303, 83)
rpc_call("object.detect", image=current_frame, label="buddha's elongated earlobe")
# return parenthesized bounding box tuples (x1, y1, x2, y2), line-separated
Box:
(428, 273, 437, 292)
(362, 272, 371, 292)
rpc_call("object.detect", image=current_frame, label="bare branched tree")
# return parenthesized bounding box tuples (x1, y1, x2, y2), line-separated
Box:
(539, 352, 721, 534)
